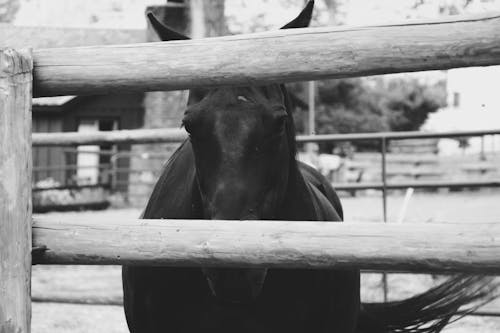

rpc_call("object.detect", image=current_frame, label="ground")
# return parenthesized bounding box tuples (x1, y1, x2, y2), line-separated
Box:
(32, 190, 500, 332)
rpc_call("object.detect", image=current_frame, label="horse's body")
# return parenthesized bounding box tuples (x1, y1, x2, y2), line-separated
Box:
(123, 2, 496, 332)
(123, 138, 359, 333)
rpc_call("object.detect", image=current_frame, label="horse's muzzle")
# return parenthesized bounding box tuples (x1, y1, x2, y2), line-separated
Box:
(202, 267, 267, 304)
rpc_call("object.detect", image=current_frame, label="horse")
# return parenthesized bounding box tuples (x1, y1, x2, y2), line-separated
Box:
(123, 2, 496, 332)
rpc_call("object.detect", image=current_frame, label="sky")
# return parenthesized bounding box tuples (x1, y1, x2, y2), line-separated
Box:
(13, 0, 500, 30)
(228, 0, 500, 32)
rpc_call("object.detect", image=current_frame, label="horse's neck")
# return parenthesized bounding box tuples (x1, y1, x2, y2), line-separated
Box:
(278, 159, 318, 221)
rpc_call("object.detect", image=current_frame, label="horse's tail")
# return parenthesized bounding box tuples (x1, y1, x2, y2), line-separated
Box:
(357, 274, 499, 333)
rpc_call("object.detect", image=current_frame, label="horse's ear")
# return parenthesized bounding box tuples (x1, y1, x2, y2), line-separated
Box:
(281, 0, 314, 29)
(147, 12, 190, 41)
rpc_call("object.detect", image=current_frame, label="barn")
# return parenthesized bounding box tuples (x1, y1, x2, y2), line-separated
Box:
(1, 3, 195, 207)
(1, 24, 147, 205)
(32, 94, 144, 188)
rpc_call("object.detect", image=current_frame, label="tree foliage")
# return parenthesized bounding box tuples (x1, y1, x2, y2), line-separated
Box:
(291, 77, 447, 139)
(383, 78, 447, 131)
(200, 0, 228, 37)
(0, 0, 20, 23)
(413, 0, 498, 16)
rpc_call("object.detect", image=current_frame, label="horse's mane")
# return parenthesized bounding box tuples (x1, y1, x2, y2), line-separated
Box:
(280, 84, 298, 159)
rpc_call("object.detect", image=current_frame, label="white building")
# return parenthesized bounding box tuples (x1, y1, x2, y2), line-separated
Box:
(424, 66, 500, 155)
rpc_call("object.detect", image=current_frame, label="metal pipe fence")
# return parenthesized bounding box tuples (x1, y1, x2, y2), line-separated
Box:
(300, 128, 500, 313)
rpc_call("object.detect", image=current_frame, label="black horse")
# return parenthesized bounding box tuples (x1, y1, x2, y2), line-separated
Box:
(123, 2, 496, 332)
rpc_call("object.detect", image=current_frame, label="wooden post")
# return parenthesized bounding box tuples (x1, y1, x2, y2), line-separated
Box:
(0, 48, 33, 333)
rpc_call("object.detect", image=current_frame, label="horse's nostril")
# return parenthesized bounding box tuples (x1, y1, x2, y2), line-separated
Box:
(241, 209, 260, 220)
(202, 268, 267, 303)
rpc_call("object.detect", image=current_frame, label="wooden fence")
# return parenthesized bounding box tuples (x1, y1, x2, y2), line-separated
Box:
(32, 218, 500, 273)
(32, 127, 500, 147)
(33, 13, 500, 96)
(2, 13, 500, 332)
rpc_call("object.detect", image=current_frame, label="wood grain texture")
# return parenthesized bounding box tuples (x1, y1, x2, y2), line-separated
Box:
(31, 295, 123, 306)
(0, 49, 33, 333)
(32, 218, 500, 273)
(32, 128, 186, 146)
(32, 13, 500, 97)
(32, 127, 500, 147)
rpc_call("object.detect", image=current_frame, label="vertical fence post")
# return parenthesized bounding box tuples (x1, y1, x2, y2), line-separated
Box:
(381, 138, 388, 222)
(0, 48, 33, 333)
(480, 135, 486, 161)
(380, 137, 389, 302)
(308, 81, 316, 135)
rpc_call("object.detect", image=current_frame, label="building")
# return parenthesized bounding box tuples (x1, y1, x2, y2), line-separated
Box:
(3, 2, 194, 207)
(2, 24, 147, 196)
(32, 95, 144, 190)
(424, 66, 500, 155)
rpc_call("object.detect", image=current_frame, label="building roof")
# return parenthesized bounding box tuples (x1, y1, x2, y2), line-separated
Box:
(0, 24, 146, 49)
(32, 96, 77, 106)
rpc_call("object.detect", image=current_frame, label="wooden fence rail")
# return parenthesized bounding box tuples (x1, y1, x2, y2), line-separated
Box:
(32, 218, 500, 273)
(33, 13, 500, 97)
(32, 128, 186, 146)
(32, 127, 500, 146)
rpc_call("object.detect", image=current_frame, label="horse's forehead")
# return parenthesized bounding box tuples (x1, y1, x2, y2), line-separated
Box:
(214, 105, 261, 144)
(209, 86, 283, 106)
(185, 85, 284, 140)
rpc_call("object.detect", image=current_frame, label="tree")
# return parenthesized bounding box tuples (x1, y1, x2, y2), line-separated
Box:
(0, 0, 20, 23)
(190, 0, 227, 37)
(290, 77, 446, 151)
(383, 78, 447, 132)
(315, 78, 389, 135)
(322, 0, 343, 25)
(412, 0, 498, 16)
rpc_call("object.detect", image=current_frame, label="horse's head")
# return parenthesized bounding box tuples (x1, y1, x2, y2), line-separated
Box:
(183, 85, 294, 220)
(148, 0, 314, 304)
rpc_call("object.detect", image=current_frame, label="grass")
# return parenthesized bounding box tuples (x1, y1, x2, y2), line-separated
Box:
(31, 190, 500, 332)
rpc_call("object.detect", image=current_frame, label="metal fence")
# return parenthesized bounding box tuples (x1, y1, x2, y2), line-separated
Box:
(297, 128, 500, 313)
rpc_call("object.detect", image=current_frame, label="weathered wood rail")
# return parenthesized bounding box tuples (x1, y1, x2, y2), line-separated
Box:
(32, 128, 186, 146)
(32, 218, 500, 273)
(32, 127, 500, 146)
(33, 13, 500, 97)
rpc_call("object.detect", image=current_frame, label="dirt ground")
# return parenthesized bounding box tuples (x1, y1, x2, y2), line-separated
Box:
(32, 190, 500, 332)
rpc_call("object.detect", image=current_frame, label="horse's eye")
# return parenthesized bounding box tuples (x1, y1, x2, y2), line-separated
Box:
(273, 114, 287, 133)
